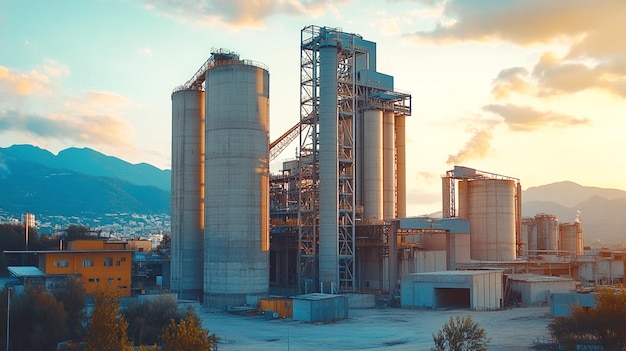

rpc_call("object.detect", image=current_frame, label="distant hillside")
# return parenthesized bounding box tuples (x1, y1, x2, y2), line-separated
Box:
(522, 182, 626, 245)
(0, 145, 169, 218)
(0, 144, 170, 191)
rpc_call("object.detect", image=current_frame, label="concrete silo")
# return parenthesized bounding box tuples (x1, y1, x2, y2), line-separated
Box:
(171, 89, 205, 299)
(457, 173, 519, 261)
(521, 217, 537, 255)
(535, 214, 558, 251)
(204, 56, 270, 307)
(559, 221, 583, 256)
(363, 108, 384, 220)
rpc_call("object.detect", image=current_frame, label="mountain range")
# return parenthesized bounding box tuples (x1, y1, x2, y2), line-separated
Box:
(0, 144, 624, 244)
(0, 144, 170, 217)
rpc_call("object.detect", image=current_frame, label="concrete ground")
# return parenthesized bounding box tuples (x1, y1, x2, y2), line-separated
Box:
(199, 306, 553, 350)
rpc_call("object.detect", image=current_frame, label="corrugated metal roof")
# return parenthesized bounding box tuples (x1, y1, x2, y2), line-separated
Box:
(409, 270, 503, 277)
(507, 274, 573, 283)
(8, 266, 45, 277)
(293, 293, 345, 301)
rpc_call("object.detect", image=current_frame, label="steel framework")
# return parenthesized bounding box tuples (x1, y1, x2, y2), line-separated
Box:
(297, 25, 359, 293)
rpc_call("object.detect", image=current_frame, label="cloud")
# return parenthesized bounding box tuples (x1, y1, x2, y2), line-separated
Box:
(145, 0, 348, 28)
(407, 0, 620, 45)
(532, 52, 626, 98)
(0, 61, 142, 164)
(491, 67, 530, 99)
(483, 103, 589, 132)
(0, 109, 133, 149)
(410, 0, 626, 99)
(447, 128, 493, 165)
(0, 66, 50, 96)
(41, 59, 70, 78)
(0, 61, 68, 98)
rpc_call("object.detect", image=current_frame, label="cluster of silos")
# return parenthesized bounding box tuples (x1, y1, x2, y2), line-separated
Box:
(171, 51, 270, 307)
(520, 214, 584, 256)
(360, 109, 406, 220)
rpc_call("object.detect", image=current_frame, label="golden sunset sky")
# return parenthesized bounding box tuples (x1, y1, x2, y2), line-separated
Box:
(1, 0, 624, 215)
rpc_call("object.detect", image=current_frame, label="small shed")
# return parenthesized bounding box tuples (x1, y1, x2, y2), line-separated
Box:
(401, 270, 503, 310)
(259, 297, 293, 318)
(507, 274, 576, 306)
(292, 293, 348, 322)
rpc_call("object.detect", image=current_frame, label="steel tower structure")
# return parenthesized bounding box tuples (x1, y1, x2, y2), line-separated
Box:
(298, 26, 368, 293)
(296, 25, 411, 294)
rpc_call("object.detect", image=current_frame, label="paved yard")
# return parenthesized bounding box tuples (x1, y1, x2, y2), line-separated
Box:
(200, 306, 553, 350)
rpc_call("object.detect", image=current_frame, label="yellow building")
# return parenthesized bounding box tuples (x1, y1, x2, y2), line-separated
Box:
(7, 240, 133, 297)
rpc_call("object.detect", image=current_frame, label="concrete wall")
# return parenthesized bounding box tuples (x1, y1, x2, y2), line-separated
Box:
(412, 251, 447, 273)
(346, 293, 376, 309)
(453, 234, 471, 265)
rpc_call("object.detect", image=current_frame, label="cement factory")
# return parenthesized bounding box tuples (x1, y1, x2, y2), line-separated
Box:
(170, 25, 623, 314)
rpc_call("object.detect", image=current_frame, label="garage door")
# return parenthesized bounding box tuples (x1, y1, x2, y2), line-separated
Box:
(434, 288, 470, 309)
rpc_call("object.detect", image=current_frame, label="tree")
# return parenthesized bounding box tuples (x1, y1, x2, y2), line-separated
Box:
(161, 313, 218, 351)
(123, 295, 186, 346)
(53, 276, 88, 340)
(432, 315, 490, 351)
(29, 233, 61, 251)
(65, 224, 94, 242)
(84, 287, 133, 351)
(548, 287, 626, 351)
(2, 283, 69, 351)
(0, 223, 34, 275)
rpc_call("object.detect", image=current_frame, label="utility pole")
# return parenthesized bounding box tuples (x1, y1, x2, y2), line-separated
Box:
(6, 287, 11, 351)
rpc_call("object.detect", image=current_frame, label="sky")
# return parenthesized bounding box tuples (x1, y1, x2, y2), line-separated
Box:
(1, 0, 625, 216)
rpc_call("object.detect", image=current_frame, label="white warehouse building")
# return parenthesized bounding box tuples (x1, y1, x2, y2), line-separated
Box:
(401, 270, 503, 310)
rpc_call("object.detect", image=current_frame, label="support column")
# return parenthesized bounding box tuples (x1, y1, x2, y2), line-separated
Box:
(363, 109, 383, 221)
(383, 110, 395, 219)
(395, 115, 407, 218)
(318, 39, 339, 291)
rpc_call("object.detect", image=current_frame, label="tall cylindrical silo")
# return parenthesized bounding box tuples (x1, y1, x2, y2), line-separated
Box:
(383, 110, 395, 219)
(204, 60, 270, 307)
(363, 108, 383, 220)
(521, 217, 536, 255)
(559, 222, 583, 255)
(459, 178, 516, 261)
(535, 214, 558, 251)
(395, 115, 406, 218)
(171, 89, 205, 300)
(318, 37, 339, 290)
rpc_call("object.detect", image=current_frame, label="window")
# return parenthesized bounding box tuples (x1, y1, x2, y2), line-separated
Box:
(55, 259, 69, 268)
(121, 257, 126, 262)
(116, 261, 121, 266)
(88, 278, 100, 282)
(103, 257, 113, 267)
(82, 259, 94, 267)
